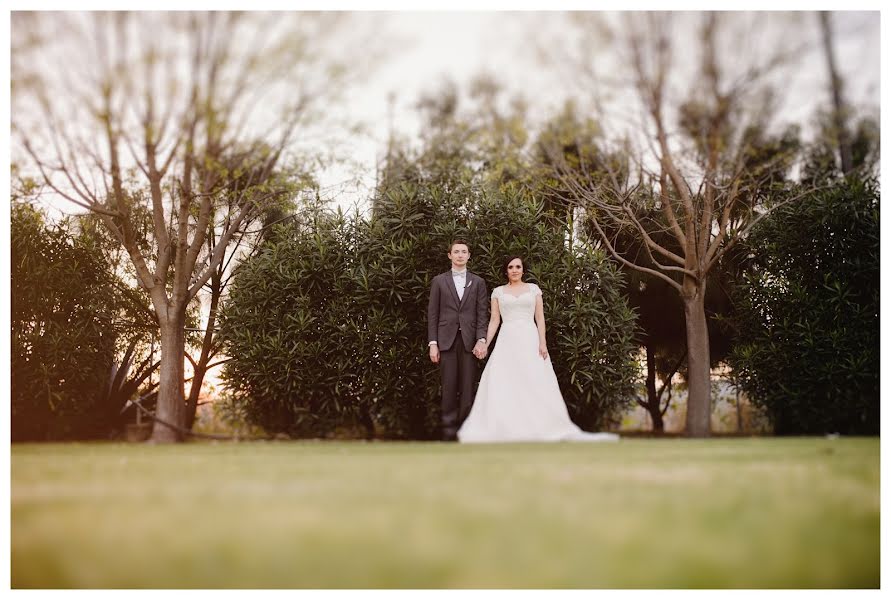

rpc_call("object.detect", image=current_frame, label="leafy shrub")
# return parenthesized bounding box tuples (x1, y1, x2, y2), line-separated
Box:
(221, 187, 640, 438)
(220, 209, 368, 437)
(12, 204, 121, 440)
(728, 176, 879, 434)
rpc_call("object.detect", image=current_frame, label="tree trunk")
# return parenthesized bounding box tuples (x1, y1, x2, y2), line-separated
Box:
(151, 313, 187, 443)
(185, 364, 206, 431)
(683, 283, 712, 437)
(644, 344, 665, 433)
(186, 263, 223, 429)
(735, 377, 743, 434)
(819, 11, 853, 175)
(359, 406, 376, 440)
(185, 271, 222, 429)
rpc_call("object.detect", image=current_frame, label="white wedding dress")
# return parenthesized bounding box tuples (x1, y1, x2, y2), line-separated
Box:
(458, 283, 620, 443)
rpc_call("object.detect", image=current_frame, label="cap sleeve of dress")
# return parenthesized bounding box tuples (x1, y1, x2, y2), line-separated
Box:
(532, 283, 542, 297)
(491, 286, 502, 300)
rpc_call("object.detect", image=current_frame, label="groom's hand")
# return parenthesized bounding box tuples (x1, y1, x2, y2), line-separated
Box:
(429, 345, 440, 364)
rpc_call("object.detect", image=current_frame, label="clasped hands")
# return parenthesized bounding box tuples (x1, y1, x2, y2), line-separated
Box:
(428, 341, 488, 362)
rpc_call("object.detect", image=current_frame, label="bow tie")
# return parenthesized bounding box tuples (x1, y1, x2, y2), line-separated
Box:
(452, 271, 466, 276)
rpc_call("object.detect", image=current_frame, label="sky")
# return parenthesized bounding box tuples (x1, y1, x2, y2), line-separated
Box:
(314, 10, 881, 209)
(7, 7, 882, 214)
(309, 11, 577, 208)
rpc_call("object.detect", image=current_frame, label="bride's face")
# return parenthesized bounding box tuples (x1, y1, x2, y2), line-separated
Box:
(506, 259, 524, 283)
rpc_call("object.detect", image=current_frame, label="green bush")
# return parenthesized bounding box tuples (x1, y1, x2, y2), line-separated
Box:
(220, 186, 640, 438)
(219, 208, 369, 438)
(728, 176, 879, 434)
(11, 204, 120, 440)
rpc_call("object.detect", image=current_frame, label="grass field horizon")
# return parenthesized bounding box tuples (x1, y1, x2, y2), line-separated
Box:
(11, 437, 879, 588)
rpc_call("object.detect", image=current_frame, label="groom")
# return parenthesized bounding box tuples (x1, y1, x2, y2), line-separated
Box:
(427, 240, 489, 441)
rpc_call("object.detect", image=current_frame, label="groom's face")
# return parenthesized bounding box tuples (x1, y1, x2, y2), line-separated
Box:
(448, 244, 470, 269)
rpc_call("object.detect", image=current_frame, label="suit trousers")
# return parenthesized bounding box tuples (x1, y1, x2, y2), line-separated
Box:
(439, 330, 478, 437)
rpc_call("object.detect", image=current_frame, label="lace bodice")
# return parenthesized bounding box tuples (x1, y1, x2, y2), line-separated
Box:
(492, 283, 541, 323)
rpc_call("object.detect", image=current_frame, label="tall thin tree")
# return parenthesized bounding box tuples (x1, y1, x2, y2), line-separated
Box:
(818, 11, 854, 175)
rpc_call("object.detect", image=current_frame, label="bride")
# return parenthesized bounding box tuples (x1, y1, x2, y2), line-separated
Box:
(458, 256, 620, 443)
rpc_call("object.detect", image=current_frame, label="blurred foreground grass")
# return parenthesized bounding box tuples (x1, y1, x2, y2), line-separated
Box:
(11, 437, 879, 588)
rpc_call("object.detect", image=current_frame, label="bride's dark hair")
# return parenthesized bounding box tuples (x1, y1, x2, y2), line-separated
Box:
(502, 255, 524, 280)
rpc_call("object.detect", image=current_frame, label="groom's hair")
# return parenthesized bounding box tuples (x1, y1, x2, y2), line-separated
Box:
(449, 239, 470, 252)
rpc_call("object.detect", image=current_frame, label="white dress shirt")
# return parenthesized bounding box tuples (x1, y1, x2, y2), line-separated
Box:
(452, 269, 467, 301)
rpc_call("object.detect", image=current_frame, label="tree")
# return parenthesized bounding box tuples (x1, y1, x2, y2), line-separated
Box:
(535, 102, 761, 433)
(12, 12, 364, 442)
(818, 11, 854, 175)
(181, 165, 316, 431)
(545, 13, 812, 436)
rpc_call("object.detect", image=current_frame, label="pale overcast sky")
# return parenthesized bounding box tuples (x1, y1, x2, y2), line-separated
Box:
(315, 11, 573, 208)
(7, 7, 882, 214)
(317, 10, 880, 208)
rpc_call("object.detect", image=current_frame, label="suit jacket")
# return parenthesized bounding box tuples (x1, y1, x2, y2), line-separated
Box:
(427, 270, 489, 352)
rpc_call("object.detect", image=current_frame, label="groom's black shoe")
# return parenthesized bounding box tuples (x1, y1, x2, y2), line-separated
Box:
(441, 430, 458, 442)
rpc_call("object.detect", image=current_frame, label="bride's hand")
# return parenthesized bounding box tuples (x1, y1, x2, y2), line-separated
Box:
(538, 343, 548, 359)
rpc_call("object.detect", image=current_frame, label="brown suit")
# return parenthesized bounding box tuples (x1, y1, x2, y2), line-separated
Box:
(427, 270, 489, 439)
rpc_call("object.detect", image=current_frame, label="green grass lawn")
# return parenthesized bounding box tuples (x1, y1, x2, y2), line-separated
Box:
(11, 437, 879, 588)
